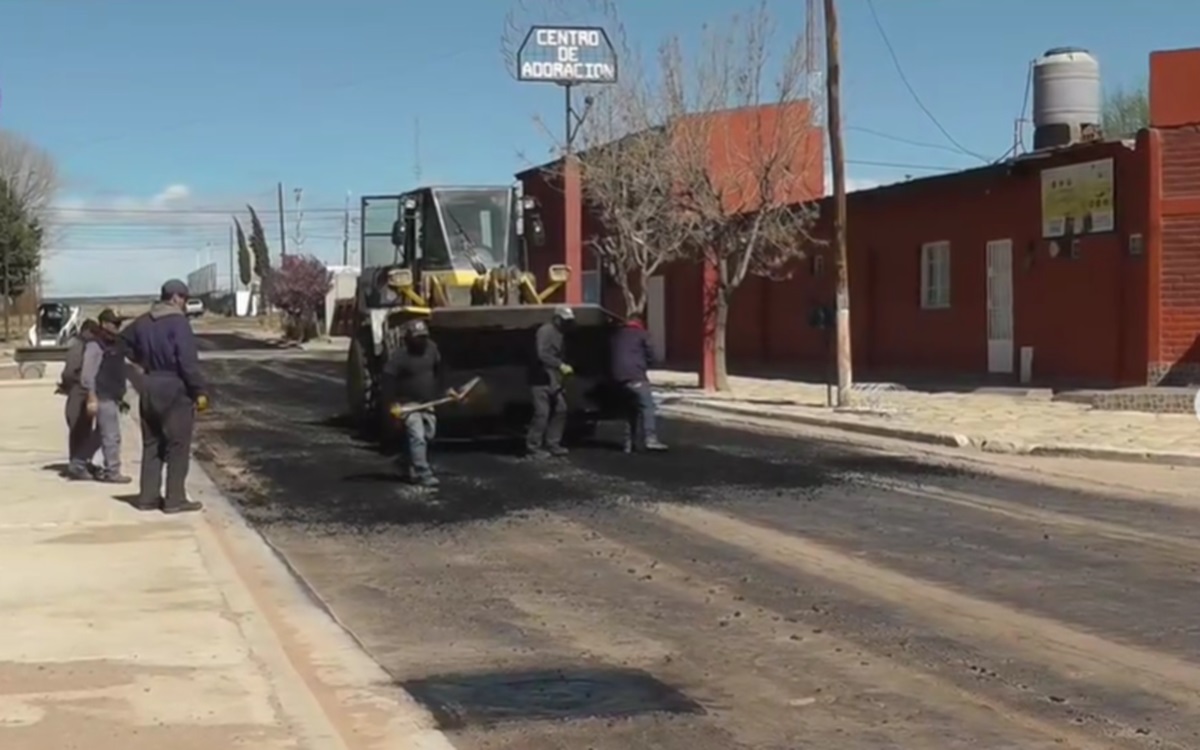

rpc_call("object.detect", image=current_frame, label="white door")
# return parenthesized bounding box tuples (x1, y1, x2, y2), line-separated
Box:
(986, 239, 1014, 374)
(646, 275, 667, 361)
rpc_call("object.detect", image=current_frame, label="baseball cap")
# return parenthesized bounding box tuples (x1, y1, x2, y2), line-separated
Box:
(97, 308, 125, 326)
(553, 305, 575, 320)
(406, 319, 430, 337)
(161, 279, 190, 299)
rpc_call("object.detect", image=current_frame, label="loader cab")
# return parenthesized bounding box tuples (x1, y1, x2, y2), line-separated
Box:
(361, 186, 545, 277)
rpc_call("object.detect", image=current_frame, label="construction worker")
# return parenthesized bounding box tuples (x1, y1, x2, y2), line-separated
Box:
(526, 305, 574, 457)
(120, 279, 207, 513)
(382, 319, 458, 487)
(79, 309, 133, 483)
(611, 311, 668, 452)
(58, 319, 101, 480)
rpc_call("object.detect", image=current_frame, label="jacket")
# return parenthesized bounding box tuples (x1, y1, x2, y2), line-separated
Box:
(80, 333, 128, 401)
(120, 301, 207, 399)
(611, 320, 656, 383)
(530, 321, 566, 388)
(58, 331, 92, 393)
(381, 340, 443, 405)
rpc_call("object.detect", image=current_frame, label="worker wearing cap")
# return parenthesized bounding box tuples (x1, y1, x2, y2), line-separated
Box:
(381, 319, 456, 487)
(79, 309, 133, 483)
(526, 305, 575, 457)
(119, 279, 207, 513)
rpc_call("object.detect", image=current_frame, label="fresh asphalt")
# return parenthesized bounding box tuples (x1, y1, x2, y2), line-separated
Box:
(193, 333, 1200, 750)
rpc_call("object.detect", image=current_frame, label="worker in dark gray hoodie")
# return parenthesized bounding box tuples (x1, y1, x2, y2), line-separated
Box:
(58, 319, 102, 480)
(526, 305, 575, 457)
(119, 279, 208, 513)
(79, 308, 133, 484)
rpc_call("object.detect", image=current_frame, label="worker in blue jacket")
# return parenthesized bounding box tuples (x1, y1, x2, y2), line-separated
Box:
(610, 312, 667, 452)
(119, 279, 208, 513)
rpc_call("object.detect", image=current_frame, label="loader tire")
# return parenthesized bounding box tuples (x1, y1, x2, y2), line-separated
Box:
(346, 336, 378, 436)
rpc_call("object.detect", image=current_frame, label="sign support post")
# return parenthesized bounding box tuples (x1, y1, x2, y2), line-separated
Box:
(517, 26, 617, 305)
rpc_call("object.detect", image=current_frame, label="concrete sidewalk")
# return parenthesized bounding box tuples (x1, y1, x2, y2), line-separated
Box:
(651, 370, 1200, 467)
(0, 382, 454, 749)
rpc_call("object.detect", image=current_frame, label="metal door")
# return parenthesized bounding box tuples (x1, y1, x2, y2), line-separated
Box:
(986, 239, 1014, 374)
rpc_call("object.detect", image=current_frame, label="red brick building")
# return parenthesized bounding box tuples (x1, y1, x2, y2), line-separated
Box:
(519, 47, 1200, 388)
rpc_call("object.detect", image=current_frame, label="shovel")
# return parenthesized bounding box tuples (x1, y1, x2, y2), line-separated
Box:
(392, 376, 483, 418)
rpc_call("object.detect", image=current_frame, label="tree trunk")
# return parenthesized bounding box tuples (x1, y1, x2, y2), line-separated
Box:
(714, 291, 730, 392)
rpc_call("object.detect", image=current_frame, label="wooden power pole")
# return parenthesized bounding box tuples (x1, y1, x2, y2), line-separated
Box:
(824, 0, 853, 406)
(276, 182, 288, 257)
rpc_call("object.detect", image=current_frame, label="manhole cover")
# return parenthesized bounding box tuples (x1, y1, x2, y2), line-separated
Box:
(402, 666, 704, 729)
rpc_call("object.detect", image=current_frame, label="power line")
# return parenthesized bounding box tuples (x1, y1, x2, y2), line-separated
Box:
(846, 126, 973, 156)
(863, 0, 989, 163)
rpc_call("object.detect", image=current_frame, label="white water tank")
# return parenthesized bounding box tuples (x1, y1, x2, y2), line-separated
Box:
(1032, 47, 1102, 150)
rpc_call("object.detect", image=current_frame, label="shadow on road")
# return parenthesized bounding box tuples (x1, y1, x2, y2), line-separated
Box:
(196, 332, 295, 352)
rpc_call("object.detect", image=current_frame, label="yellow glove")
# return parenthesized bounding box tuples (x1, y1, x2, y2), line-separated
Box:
(195, 395, 209, 412)
(559, 363, 574, 377)
(389, 403, 405, 419)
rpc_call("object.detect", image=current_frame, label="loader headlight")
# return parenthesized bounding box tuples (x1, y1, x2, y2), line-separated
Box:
(547, 264, 570, 283)
(387, 268, 414, 288)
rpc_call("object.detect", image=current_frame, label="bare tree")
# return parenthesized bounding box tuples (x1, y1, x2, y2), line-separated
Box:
(0, 130, 61, 264)
(664, 3, 823, 390)
(1102, 82, 1149, 139)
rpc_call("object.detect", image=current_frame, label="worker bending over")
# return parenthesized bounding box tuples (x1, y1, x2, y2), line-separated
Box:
(382, 319, 458, 487)
(526, 306, 575, 458)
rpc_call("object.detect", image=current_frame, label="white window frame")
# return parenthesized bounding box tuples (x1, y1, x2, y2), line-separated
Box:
(581, 269, 602, 305)
(920, 240, 951, 310)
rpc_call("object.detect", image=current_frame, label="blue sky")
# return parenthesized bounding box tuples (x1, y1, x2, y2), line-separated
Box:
(0, 0, 1190, 296)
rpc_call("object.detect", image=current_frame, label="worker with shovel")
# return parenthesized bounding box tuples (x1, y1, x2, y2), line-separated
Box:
(382, 319, 463, 487)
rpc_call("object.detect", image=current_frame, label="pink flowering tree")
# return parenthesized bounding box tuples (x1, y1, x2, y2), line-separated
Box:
(263, 254, 332, 341)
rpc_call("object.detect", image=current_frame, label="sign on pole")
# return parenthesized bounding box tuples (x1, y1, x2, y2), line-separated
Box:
(517, 26, 618, 85)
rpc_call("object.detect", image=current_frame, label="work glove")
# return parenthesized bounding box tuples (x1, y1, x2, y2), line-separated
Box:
(389, 403, 406, 419)
(559, 363, 574, 377)
(195, 394, 209, 413)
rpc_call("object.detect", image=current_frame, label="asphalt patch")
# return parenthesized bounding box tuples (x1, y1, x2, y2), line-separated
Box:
(402, 666, 705, 730)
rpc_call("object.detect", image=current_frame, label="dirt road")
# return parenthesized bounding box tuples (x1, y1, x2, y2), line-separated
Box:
(193, 335, 1200, 750)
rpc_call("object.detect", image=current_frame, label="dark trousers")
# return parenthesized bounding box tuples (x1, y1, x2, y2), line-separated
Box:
(64, 387, 99, 473)
(621, 381, 658, 449)
(138, 376, 195, 506)
(526, 385, 567, 450)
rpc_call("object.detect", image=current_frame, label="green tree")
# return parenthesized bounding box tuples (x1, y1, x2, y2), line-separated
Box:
(234, 217, 252, 287)
(0, 177, 44, 301)
(1102, 83, 1149, 138)
(247, 204, 272, 279)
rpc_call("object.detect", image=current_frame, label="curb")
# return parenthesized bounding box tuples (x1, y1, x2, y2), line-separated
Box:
(664, 400, 971, 448)
(665, 400, 1200, 468)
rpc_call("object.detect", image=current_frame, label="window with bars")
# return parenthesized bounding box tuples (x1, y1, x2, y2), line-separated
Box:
(920, 240, 951, 309)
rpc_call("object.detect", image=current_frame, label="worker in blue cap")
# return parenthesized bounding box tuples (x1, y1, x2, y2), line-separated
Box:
(119, 279, 207, 513)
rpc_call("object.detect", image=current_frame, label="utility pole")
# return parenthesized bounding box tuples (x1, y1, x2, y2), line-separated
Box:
(292, 187, 305, 254)
(276, 181, 288, 257)
(824, 0, 852, 407)
(342, 191, 351, 266)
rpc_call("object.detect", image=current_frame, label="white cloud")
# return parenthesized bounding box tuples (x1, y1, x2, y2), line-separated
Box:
(822, 173, 894, 196)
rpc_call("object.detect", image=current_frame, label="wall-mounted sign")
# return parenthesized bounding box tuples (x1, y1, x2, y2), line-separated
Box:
(517, 26, 618, 84)
(1040, 158, 1114, 238)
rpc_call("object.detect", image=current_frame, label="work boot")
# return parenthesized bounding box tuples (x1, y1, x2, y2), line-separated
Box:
(644, 440, 669, 452)
(65, 465, 92, 481)
(415, 475, 440, 488)
(162, 500, 203, 514)
(98, 472, 133, 484)
(130, 497, 163, 511)
(526, 446, 550, 459)
(547, 445, 569, 457)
